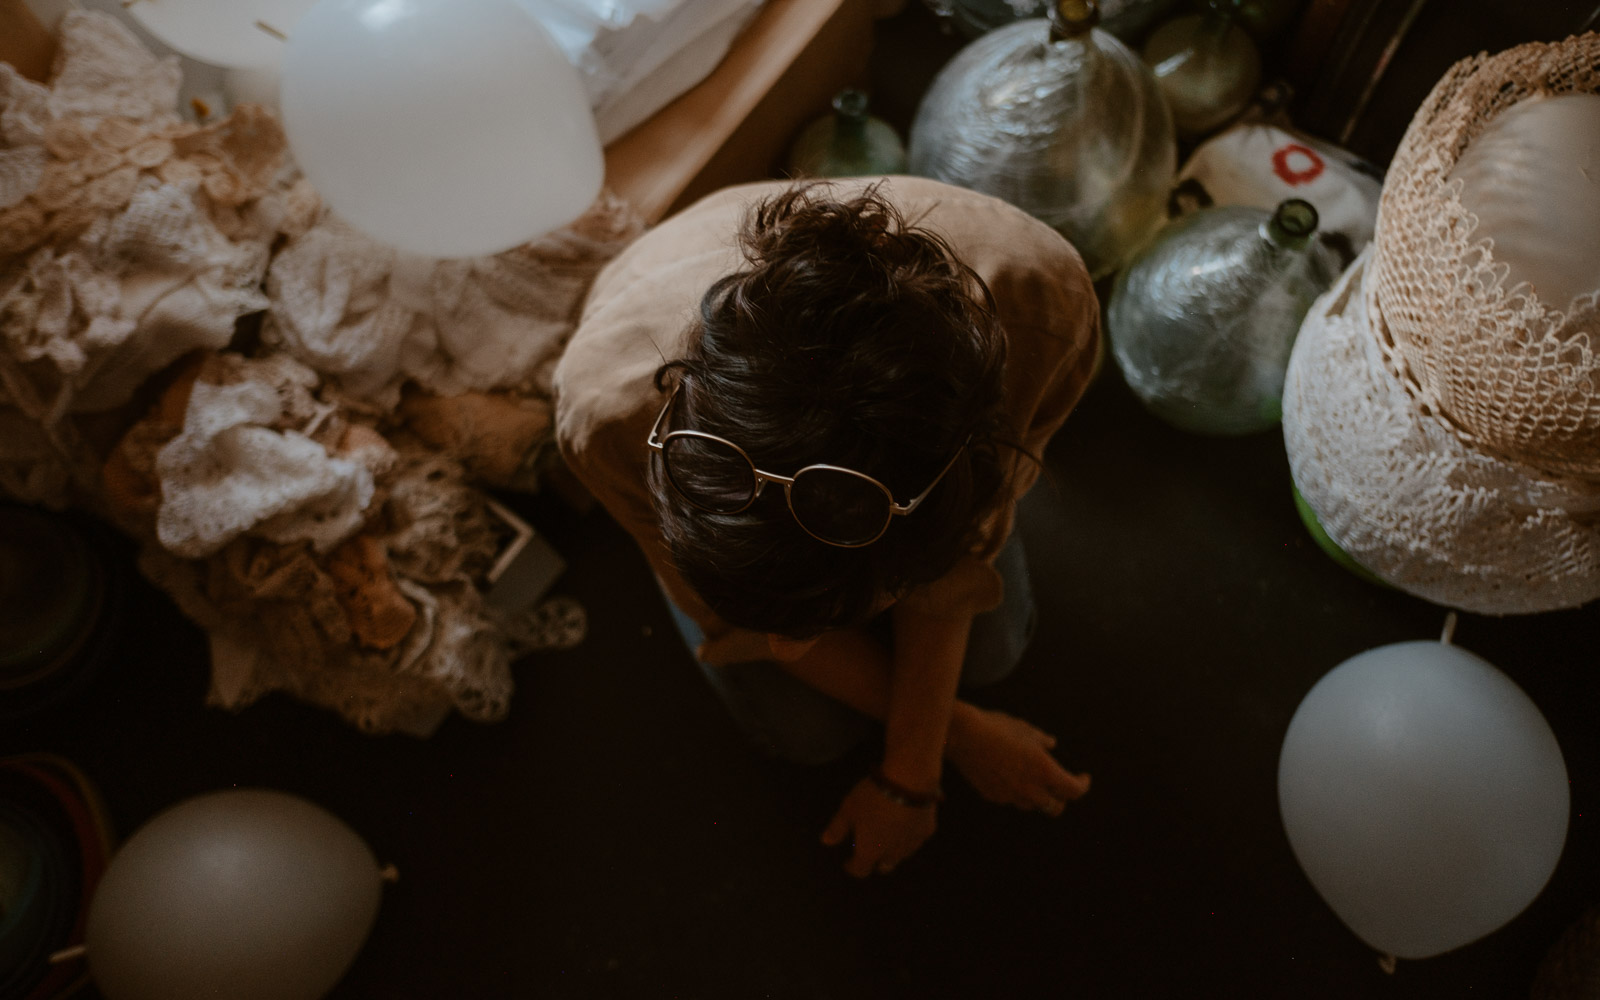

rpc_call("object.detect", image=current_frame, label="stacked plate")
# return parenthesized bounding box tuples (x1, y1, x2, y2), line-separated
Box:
(0, 755, 114, 1000)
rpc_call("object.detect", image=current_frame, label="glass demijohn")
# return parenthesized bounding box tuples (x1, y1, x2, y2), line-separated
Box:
(785, 89, 908, 179)
(1142, 6, 1262, 139)
(908, 0, 1177, 280)
(1107, 198, 1340, 434)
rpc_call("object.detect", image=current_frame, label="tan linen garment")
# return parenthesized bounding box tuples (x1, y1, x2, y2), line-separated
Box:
(554, 176, 1100, 665)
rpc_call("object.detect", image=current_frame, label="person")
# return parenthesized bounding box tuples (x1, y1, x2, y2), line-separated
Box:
(554, 176, 1101, 878)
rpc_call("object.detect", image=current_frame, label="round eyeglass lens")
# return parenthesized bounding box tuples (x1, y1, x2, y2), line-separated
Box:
(789, 467, 893, 546)
(662, 434, 757, 513)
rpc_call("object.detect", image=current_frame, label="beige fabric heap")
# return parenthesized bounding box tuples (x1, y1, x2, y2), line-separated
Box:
(151, 352, 386, 558)
(1369, 34, 1600, 480)
(0, 11, 641, 733)
(0, 11, 304, 508)
(264, 195, 644, 410)
(1284, 250, 1600, 614)
(106, 352, 519, 737)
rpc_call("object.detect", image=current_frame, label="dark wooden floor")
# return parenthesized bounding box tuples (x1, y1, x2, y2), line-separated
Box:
(12, 358, 1595, 999)
(7, 4, 1600, 999)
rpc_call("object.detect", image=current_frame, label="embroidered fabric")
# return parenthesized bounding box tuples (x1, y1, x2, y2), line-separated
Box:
(1369, 34, 1600, 480)
(111, 354, 518, 736)
(1, 12, 639, 733)
(263, 194, 644, 408)
(152, 353, 384, 558)
(1283, 249, 1600, 615)
(0, 12, 294, 506)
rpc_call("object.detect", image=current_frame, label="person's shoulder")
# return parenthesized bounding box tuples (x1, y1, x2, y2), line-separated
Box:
(875, 177, 1081, 264)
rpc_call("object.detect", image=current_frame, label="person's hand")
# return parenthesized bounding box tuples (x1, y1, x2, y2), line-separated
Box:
(821, 777, 938, 877)
(946, 706, 1090, 815)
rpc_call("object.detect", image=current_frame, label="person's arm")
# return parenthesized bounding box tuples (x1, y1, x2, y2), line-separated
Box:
(807, 606, 965, 877)
(881, 605, 970, 797)
(775, 609, 1089, 876)
(0, 0, 55, 82)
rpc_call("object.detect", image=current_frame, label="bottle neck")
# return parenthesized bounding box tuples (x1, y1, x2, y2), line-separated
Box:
(830, 89, 870, 143)
(1048, 0, 1099, 42)
(1262, 199, 1319, 251)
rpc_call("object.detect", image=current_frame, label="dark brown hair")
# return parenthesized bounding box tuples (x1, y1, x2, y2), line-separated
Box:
(650, 183, 1012, 638)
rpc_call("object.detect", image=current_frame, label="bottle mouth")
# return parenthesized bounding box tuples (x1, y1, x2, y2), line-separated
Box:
(1274, 199, 1319, 238)
(1048, 0, 1099, 41)
(832, 89, 869, 119)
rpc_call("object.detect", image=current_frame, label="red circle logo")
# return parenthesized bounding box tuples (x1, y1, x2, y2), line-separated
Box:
(1272, 144, 1325, 186)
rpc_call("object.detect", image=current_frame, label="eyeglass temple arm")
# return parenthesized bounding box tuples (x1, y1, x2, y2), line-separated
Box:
(646, 384, 680, 450)
(891, 437, 971, 516)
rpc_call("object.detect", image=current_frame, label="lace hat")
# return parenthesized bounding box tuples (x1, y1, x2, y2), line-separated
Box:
(1368, 34, 1600, 481)
(1284, 249, 1600, 614)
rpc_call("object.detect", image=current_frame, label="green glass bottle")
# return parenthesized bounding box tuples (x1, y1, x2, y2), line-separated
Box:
(785, 89, 908, 179)
(1142, 3, 1262, 139)
(1107, 198, 1340, 435)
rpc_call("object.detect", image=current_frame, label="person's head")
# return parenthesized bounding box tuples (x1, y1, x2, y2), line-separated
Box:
(648, 182, 1012, 639)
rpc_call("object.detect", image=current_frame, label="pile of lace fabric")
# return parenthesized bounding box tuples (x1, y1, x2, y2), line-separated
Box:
(0, 12, 644, 735)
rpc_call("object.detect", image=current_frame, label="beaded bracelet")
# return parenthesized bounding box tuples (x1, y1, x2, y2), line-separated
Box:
(869, 766, 944, 809)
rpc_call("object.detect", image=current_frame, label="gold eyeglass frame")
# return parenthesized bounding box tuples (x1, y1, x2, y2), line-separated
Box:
(646, 383, 966, 548)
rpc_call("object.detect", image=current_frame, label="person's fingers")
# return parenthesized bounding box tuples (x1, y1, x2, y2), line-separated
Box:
(821, 809, 851, 847)
(1049, 769, 1091, 801)
(845, 843, 880, 879)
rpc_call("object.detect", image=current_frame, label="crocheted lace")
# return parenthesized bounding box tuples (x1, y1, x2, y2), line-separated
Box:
(1, 12, 643, 734)
(0, 12, 297, 507)
(1370, 34, 1600, 480)
(1284, 250, 1600, 615)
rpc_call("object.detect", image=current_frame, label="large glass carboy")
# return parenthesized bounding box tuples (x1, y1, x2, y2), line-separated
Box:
(908, 0, 1177, 280)
(1142, 6, 1261, 139)
(1107, 198, 1341, 434)
(785, 89, 908, 179)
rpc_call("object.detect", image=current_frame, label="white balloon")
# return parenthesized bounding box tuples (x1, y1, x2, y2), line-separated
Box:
(86, 789, 384, 1000)
(124, 0, 318, 69)
(1278, 641, 1569, 959)
(1449, 92, 1600, 312)
(279, 0, 604, 258)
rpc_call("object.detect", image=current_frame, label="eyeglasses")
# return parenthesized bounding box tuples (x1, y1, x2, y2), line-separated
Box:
(646, 383, 966, 548)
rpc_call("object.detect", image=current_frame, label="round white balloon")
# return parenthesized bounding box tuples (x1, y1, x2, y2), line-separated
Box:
(124, 0, 318, 69)
(1449, 92, 1600, 312)
(86, 789, 384, 1000)
(279, 0, 604, 258)
(1278, 640, 1569, 959)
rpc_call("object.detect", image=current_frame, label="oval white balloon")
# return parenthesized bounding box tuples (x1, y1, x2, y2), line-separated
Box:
(1449, 92, 1600, 312)
(280, 0, 603, 259)
(124, 0, 318, 69)
(1278, 641, 1569, 960)
(86, 789, 384, 1000)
